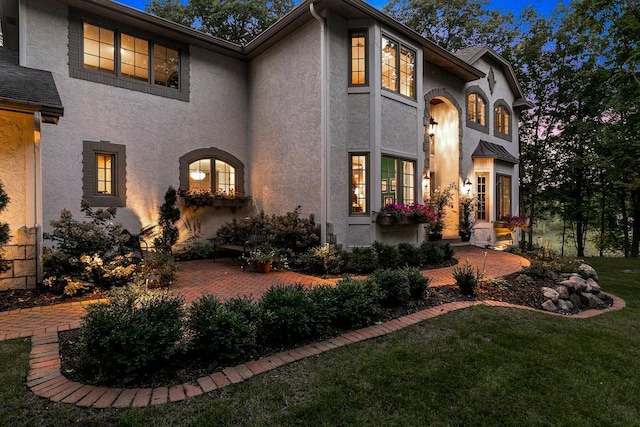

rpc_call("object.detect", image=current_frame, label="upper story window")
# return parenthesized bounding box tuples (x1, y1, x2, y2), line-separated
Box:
(82, 23, 178, 88)
(467, 93, 486, 126)
(69, 10, 189, 102)
(381, 35, 416, 99)
(494, 102, 512, 140)
(350, 31, 367, 86)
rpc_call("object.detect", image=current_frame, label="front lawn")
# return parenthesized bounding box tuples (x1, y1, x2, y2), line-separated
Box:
(1, 257, 639, 426)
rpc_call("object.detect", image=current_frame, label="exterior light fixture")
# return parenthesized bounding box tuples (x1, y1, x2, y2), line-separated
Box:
(428, 116, 438, 138)
(464, 178, 472, 187)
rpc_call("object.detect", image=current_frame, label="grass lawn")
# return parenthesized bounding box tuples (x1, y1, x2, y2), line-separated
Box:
(1, 257, 639, 426)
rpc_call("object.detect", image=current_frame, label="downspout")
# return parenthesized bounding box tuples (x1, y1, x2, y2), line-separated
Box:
(310, 2, 329, 245)
(33, 112, 42, 283)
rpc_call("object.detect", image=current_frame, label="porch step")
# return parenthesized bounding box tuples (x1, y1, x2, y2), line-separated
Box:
(442, 238, 471, 247)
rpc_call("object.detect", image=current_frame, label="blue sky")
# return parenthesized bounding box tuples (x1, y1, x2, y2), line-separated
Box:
(117, 0, 560, 17)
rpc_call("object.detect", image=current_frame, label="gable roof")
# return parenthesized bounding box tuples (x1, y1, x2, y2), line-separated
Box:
(471, 139, 519, 164)
(65, 0, 485, 82)
(0, 49, 64, 123)
(455, 46, 534, 110)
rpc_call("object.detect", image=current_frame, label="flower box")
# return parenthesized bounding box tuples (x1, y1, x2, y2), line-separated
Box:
(377, 216, 417, 226)
(178, 188, 250, 212)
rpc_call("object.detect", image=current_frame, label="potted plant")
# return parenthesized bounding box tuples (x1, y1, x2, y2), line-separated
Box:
(248, 242, 277, 273)
(459, 194, 476, 242)
(427, 182, 456, 240)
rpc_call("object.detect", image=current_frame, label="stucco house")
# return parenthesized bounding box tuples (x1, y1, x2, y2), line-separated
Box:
(0, 0, 531, 290)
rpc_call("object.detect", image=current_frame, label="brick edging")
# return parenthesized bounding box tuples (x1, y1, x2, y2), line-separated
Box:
(27, 293, 626, 408)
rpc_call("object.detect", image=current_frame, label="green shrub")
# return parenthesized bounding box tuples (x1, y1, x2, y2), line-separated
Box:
(140, 251, 178, 285)
(332, 278, 380, 329)
(402, 266, 430, 299)
(154, 186, 181, 253)
(187, 295, 258, 362)
(175, 241, 216, 261)
(397, 243, 421, 267)
(307, 284, 337, 336)
(345, 247, 379, 273)
(419, 241, 445, 266)
(453, 260, 483, 295)
(370, 269, 411, 306)
(78, 284, 185, 382)
(520, 263, 558, 280)
(0, 180, 10, 272)
(259, 284, 316, 346)
(372, 241, 401, 270)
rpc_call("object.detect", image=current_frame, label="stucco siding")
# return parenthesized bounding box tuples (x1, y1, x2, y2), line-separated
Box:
(347, 94, 370, 149)
(380, 97, 419, 156)
(26, 0, 249, 239)
(248, 21, 322, 219)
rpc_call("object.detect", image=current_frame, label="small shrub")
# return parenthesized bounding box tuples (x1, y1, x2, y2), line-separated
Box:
(397, 243, 421, 267)
(259, 284, 316, 347)
(0, 180, 10, 272)
(520, 263, 558, 280)
(78, 284, 185, 382)
(370, 269, 411, 306)
(515, 274, 535, 285)
(332, 277, 380, 329)
(453, 260, 483, 295)
(372, 241, 401, 270)
(154, 186, 181, 253)
(345, 247, 378, 274)
(419, 241, 445, 266)
(311, 245, 346, 276)
(187, 295, 258, 362)
(307, 284, 337, 336)
(175, 241, 216, 261)
(140, 251, 178, 285)
(402, 267, 430, 299)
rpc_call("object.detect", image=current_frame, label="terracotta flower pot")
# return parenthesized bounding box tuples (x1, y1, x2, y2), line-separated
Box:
(256, 261, 271, 274)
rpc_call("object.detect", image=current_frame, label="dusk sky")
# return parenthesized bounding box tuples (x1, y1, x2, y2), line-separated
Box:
(117, 0, 561, 18)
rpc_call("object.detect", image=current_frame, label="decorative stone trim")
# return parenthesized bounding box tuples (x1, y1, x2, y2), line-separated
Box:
(0, 227, 37, 291)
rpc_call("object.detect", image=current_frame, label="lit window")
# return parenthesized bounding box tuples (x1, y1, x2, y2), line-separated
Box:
(83, 141, 126, 207)
(381, 36, 415, 98)
(467, 93, 486, 126)
(476, 174, 487, 221)
(83, 23, 115, 74)
(496, 174, 511, 218)
(382, 156, 415, 205)
(495, 105, 510, 135)
(82, 22, 179, 89)
(154, 45, 180, 88)
(350, 154, 367, 214)
(120, 33, 149, 81)
(188, 159, 236, 194)
(96, 154, 114, 195)
(350, 31, 367, 86)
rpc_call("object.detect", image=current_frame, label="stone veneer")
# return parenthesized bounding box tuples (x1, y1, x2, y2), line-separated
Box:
(0, 227, 37, 290)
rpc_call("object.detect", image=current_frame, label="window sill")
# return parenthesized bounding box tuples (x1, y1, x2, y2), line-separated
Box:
(381, 90, 418, 108)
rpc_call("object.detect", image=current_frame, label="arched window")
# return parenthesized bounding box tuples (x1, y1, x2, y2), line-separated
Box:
(493, 100, 512, 140)
(179, 148, 245, 195)
(467, 93, 486, 126)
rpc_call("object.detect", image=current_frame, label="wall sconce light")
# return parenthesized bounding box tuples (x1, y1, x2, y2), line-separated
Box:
(428, 116, 438, 138)
(464, 178, 472, 187)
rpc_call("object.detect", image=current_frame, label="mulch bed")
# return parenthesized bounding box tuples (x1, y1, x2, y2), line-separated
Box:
(0, 287, 106, 312)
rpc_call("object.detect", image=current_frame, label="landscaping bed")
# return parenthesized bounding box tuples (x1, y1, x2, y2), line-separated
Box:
(56, 267, 612, 389)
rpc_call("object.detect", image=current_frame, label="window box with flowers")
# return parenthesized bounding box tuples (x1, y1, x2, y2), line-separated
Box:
(495, 214, 528, 231)
(178, 188, 250, 212)
(376, 203, 436, 226)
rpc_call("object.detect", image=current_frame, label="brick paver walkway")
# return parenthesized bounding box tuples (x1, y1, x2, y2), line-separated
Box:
(0, 246, 626, 409)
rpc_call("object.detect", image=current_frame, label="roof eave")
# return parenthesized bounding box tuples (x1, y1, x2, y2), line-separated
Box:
(0, 98, 64, 124)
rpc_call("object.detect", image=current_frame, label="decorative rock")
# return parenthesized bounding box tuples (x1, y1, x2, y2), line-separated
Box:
(578, 263, 599, 282)
(569, 293, 582, 309)
(542, 287, 560, 302)
(557, 299, 574, 312)
(542, 299, 558, 312)
(586, 278, 601, 293)
(581, 292, 604, 309)
(554, 285, 570, 300)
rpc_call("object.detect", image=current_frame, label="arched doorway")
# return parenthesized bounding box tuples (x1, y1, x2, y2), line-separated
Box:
(424, 90, 461, 239)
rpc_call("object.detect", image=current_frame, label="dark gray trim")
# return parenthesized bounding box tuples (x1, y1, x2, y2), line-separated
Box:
(380, 33, 417, 100)
(465, 85, 489, 134)
(495, 173, 512, 218)
(68, 9, 190, 102)
(179, 148, 246, 193)
(493, 98, 513, 142)
(348, 29, 368, 87)
(83, 140, 126, 207)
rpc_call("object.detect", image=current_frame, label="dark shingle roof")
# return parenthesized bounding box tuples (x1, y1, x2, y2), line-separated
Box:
(472, 140, 519, 164)
(0, 48, 64, 122)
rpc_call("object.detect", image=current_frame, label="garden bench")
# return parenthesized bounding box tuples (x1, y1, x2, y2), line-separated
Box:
(121, 226, 156, 261)
(210, 233, 271, 271)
